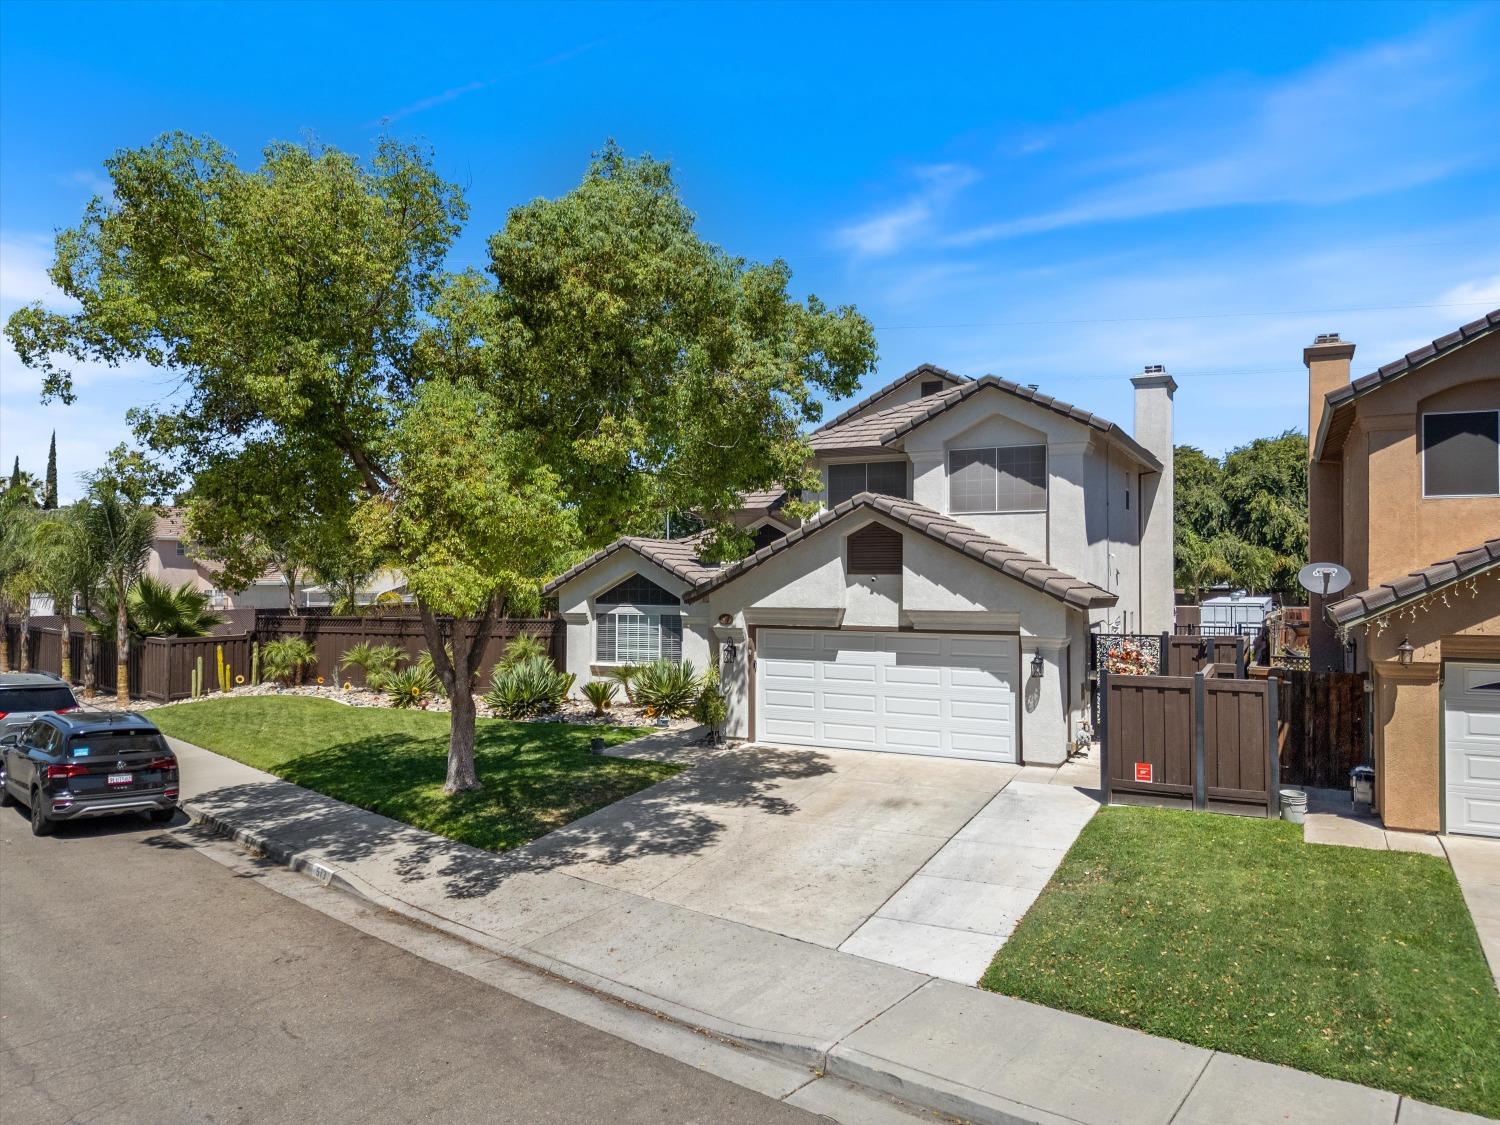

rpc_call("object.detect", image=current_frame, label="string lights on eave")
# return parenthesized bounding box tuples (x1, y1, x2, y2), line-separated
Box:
(1337, 568, 1499, 646)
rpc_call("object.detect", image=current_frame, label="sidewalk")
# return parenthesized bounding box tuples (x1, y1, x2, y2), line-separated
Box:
(170, 736, 1490, 1125)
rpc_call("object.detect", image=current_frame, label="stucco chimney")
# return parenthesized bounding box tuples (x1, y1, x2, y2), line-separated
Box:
(1304, 333, 1355, 450)
(1304, 332, 1355, 670)
(1132, 366, 1177, 634)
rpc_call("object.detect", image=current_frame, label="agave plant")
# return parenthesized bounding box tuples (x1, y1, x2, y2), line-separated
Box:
(339, 641, 405, 690)
(483, 656, 575, 719)
(583, 679, 617, 717)
(631, 660, 700, 718)
(384, 665, 439, 709)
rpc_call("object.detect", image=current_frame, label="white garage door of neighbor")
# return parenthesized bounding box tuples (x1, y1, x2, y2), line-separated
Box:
(1445, 661, 1500, 838)
(756, 629, 1018, 762)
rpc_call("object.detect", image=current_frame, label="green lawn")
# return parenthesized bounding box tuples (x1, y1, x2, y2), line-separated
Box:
(981, 807, 1500, 1118)
(152, 696, 671, 852)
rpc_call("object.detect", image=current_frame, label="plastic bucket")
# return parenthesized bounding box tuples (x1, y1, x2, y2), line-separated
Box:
(1279, 788, 1309, 824)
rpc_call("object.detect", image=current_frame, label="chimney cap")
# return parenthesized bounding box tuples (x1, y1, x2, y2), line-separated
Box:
(1131, 367, 1177, 394)
(1314, 332, 1342, 344)
(1143, 363, 1167, 374)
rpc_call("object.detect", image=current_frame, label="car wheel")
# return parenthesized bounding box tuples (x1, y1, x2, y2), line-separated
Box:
(30, 792, 53, 836)
(0, 783, 12, 808)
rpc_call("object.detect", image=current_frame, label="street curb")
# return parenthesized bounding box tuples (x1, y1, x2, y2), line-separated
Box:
(181, 798, 839, 1073)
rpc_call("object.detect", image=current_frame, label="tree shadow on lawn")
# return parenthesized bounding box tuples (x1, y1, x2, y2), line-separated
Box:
(187, 728, 834, 902)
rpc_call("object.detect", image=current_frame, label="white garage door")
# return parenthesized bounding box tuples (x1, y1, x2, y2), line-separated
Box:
(1445, 662, 1500, 838)
(756, 629, 1017, 762)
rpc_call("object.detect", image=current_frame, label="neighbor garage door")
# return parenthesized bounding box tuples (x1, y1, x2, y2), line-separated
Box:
(1445, 661, 1500, 838)
(756, 629, 1017, 762)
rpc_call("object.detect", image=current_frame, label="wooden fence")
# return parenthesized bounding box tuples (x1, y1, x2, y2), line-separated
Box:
(3, 614, 562, 702)
(1250, 666, 1368, 788)
(1089, 632, 1247, 726)
(1100, 664, 1279, 817)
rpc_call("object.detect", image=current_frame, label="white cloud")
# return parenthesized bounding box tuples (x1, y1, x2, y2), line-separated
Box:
(1436, 275, 1500, 309)
(835, 163, 979, 257)
(945, 18, 1491, 245)
(0, 235, 74, 309)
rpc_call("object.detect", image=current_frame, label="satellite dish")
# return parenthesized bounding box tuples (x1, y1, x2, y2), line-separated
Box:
(1298, 562, 1352, 597)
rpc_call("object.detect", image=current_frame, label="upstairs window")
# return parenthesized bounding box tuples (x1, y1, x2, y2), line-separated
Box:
(948, 445, 1047, 513)
(1423, 410, 1499, 497)
(595, 574, 680, 606)
(828, 461, 908, 505)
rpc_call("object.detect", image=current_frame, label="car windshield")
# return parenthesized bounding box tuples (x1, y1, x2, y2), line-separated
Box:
(66, 731, 167, 757)
(0, 686, 75, 713)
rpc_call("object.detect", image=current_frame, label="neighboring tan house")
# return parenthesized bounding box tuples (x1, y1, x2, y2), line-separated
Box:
(150, 510, 408, 611)
(545, 363, 1176, 766)
(1305, 310, 1500, 837)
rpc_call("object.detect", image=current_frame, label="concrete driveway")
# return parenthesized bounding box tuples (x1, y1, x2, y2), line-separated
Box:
(507, 735, 1101, 982)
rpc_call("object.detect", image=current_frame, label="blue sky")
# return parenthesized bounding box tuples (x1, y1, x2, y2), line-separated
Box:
(2, 0, 1498, 501)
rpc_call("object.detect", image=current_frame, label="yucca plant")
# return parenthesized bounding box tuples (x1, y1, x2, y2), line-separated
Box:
(483, 655, 575, 719)
(340, 641, 404, 690)
(384, 665, 439, 709)
(583, 679, 617, 717)
(631, 660, 700, 718)
(604, 663, 641, 703)
(261, 637, 316, 685)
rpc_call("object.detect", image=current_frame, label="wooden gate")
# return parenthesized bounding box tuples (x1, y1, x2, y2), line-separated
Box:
(1102, 665, 1279, 816)
(1261, 667, 1367, 788)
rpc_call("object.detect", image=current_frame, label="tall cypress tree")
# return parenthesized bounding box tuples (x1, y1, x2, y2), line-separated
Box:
(43, 431, 58, 509)
(7, 456, 19, 492)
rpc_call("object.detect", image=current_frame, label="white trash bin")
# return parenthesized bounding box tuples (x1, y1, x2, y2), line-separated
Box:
(1279, 788, 1308, 824)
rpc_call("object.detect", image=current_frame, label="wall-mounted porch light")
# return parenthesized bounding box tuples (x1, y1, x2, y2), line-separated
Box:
(1030, 651, 1045, 679)
(721, 640, 739, 665)
(1396, 636, 1414, 667)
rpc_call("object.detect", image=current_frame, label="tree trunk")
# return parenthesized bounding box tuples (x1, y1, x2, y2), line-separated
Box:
(82, 626, 97, 698)
(59, 614, 72, 684)
(18, 601, 31, 672)
(115, 583, 130, 707)
(285, 565, 299, 616)
(0, 610, 8, 672)
(421, 597, 501, 795)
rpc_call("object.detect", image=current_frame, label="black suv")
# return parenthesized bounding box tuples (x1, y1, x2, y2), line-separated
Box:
(1, 710, 178, 835)
(0, 671, 80, 740)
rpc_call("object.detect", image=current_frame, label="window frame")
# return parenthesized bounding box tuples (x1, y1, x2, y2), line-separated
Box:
(594, 605, 684, 665)
(1421, 409, 1500, 499)
(946, 443, 1049, 514)
(826, 460, 909, 506)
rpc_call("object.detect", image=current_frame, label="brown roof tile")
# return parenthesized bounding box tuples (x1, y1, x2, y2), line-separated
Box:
(543, 536, 721, 595)
(812, 364, 967, 433)
(1326, 538, 1500, 627)
(684, 492, 1116, 610)
(809, 374, 1162, 469)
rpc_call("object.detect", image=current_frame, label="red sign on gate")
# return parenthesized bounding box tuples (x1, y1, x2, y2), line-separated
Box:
(1134, 762, 1153, 783)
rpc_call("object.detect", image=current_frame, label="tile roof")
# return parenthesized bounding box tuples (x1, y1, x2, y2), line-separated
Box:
(809, 375, 1162, 470)
(543, 536, 721, 595)
(1326, 538, 1500, 627)
(154, 508, 188, 539)
(813, 363, 967, 433)
(684, 492, 1116, 610)
(1315, 308, 1500, 459)
(738, 488, 791, 512)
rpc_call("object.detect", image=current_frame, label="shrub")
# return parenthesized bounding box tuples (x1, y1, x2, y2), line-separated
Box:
(484, 656, 575, 719)
(414, 646, 452, 697)
(384, 665, 439, 709)
(339, 642, 404, 690)
(604, 663, 640, 703)
(261, 637, 316, 685)
(692, 667, 728, 731)
(583, 680, 617, 717)
(631, 660, 700, 718)
(500, 634, 550, 670)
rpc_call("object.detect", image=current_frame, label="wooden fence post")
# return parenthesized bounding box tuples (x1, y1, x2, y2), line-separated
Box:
(1192, 667, 1208, 811)
(1266, 675, 1281, 818)
(1098, 668, 1110, 806)
(1158, 631, 1169, 676)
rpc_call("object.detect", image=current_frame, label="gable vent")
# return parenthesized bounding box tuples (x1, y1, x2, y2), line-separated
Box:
(847, 523, 903, 575)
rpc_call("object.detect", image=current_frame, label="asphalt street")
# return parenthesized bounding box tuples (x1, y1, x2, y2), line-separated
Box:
(0, 805, 821, 1125)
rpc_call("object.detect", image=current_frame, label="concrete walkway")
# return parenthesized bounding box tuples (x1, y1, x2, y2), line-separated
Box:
(170, 736, 1489, 1125)
(1445, 834, 1500, 992)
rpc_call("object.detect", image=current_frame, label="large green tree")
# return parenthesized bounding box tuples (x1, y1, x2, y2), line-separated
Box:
(1173, 431, 1308, 601)
(6, 134, 876, 791)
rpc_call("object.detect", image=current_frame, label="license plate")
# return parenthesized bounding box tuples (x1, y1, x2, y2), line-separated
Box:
(107, 772, 132, 786)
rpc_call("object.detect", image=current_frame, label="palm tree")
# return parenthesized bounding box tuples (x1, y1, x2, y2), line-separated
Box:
(90, 575, 223, 639)
(0, 502, 43, 671)
(32, 508, 104, 687)
(78, 482, 155, 705)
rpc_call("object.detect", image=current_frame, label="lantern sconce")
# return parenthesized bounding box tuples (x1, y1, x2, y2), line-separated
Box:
(1396, 636, 1414, 667)
(1030, 651, 1045, 679)
(722, 640, 739, 665)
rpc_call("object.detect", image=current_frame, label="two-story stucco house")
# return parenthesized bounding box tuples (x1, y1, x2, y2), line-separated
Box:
(1305, 311, 1500, 837)
(545, 363, 1176, 766)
